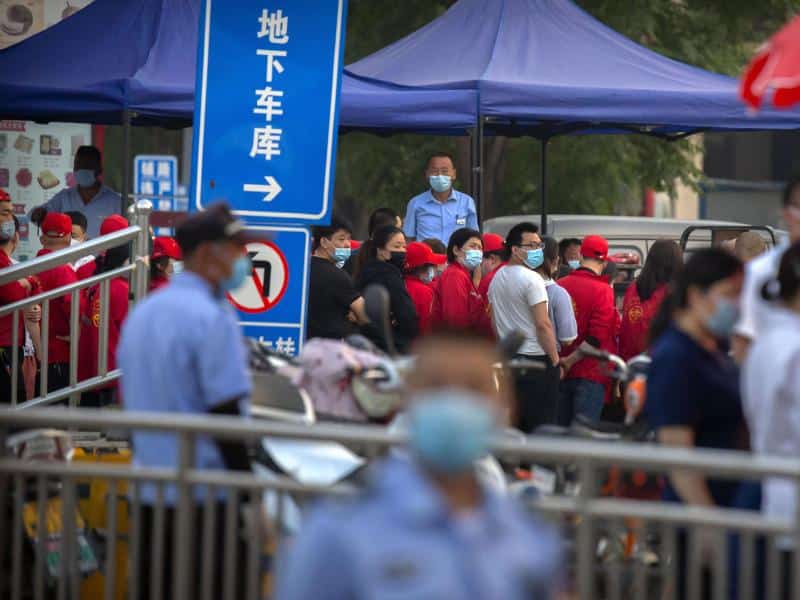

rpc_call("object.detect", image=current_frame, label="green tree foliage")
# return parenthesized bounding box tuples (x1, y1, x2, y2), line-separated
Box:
(335, 0, 799, 230)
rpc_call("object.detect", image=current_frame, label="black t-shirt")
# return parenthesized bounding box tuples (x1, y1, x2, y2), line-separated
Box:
(307, 256, 360, 340)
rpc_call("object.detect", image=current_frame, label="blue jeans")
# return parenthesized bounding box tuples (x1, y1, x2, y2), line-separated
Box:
(559, 378, 604, 425)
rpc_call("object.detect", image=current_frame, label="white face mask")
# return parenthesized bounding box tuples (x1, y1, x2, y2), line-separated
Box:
(172, 260, 184, 275)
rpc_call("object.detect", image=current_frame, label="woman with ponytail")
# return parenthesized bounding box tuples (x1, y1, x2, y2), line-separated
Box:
(354, 225, 418, 353)
(743, 242, 800, 546)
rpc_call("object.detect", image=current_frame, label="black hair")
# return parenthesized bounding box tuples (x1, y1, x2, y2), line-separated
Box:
(602, 260, 618, 280)
(421, 238, 446, 255)
(505, 222, 539, 255)
(150, 255, 170, 280)
(783, 175, 800, 208)
(75, 145, 101, 163)
(311, 216, 352, 251)
(64, 211, 88, 234)
(649, 248, 742, 344)
(353, 225, 404, 280)
(543, 236, 559, 263)
(761, 242, 800, 303)
(446, 228, 482, 263)
(95, 244, 130, 274)
(425, 152, 455, 170)
(636, 239, 683, 302)
(558, 237, 582, 261)
(367, 208, 399, 238)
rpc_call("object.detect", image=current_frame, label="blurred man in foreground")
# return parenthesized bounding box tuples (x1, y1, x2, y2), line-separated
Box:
(276, 330, 562, 600)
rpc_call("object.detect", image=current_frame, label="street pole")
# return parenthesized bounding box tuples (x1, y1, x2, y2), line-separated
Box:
(540, 137, 549, 235)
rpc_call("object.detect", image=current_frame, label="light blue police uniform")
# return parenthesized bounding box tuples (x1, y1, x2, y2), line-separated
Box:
(117, 271, 251, 504)
(404, 189, 479, 245)
(32, 185, 122, 238)
(276, 456, 562, 600)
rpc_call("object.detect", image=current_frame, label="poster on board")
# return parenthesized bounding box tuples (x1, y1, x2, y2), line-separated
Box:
(0, 0, 95, 50)
(0, 119, 92, 260)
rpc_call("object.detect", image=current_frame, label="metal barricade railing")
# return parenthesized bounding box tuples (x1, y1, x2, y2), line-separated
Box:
(0, 201, 152, 408)
(1, 407, 799, 600)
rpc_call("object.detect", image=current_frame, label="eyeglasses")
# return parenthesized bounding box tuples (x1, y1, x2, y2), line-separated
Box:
(517, 242, 544, 250)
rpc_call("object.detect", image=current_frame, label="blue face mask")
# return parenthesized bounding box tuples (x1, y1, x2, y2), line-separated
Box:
(408, 389, 495, 474)
(463, 249, 483, 271)
(568, 259, 581, 270)
(0, 220, 15, 241)
(220, 255, 252, 292)
(706, 297, 739, 339)
(172, 260, 184, 275)
(525, 248, 544, 270)
(74, 169, 96, 188)
(333, 246, 351, 263)
(429, 175, 452, 194)
(421, 267, 435, 284)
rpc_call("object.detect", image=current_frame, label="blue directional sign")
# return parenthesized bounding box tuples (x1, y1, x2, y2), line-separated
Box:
(192, 0, 347, 225)
(227, 225, 310, 357)
(134, 155, 181, 236)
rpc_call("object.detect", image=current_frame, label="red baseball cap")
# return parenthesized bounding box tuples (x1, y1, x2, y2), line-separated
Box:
(0, 190, 10, 202)
(100, 214, 129, 236)
(41, 212, 72, 238)
(405, 241, 447, 270)
(152, 236, 182, 260)
(581, 235, 609, 261)
(482, 233, 505, 254)
(350, 239, 362, 250)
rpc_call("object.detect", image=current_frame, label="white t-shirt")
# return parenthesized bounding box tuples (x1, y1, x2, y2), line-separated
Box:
(735, 242, 786, 339)
(488, 264, 548, 356)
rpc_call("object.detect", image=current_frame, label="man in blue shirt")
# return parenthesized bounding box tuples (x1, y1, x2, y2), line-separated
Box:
(276, 331, 562, 600)
(118, 202, 261, 600)
(30, 146, 122, 238)
(404, 152, 479, 245)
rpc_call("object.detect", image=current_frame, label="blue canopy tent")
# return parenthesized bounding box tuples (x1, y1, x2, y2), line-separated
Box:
(3, 0, 800, 226)
(347, 0, 800, 229)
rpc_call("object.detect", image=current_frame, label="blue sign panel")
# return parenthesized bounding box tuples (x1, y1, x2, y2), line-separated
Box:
(134, 155, 182, 236)
(192, 0, 347, 225)
(227, 225, 310, 357)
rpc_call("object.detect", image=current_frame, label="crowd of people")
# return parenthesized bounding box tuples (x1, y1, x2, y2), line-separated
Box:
(0, 146, 185, 404)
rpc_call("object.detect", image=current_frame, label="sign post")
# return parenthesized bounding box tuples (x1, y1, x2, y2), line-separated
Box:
(191, 1, 347, 352)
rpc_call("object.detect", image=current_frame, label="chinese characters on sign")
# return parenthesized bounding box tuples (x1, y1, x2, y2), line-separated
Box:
(247, 9, 290, 202)
(134, 155, 184, 235)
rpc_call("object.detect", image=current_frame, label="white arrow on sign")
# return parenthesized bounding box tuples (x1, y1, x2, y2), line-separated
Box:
(243, 176, 282, 202)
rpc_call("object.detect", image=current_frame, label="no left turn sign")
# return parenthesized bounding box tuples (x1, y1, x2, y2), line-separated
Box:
(227, 241, 289, 314)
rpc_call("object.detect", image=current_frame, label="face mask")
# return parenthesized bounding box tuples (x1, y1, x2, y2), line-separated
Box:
(333, 246, 351, 263)
(172, 260, 184, 275)
(74, 169, 96, 188)
(524, 248, 544, 270)
(408, 388, 495, 474)
(0, 220, 15, 241)
(429, 175, 452, 194)
(220, 254, 252, 292)
(706, 297, 739, 339)
(463, 249, 483, 270)
(388, 251, 406, 270)
(421, 267, 435, 284)
(568, 260, 581, 270)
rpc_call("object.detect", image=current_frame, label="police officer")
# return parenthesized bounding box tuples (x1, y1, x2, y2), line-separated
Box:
(276, 330, 562, 600)
(118, 202, 260, 599)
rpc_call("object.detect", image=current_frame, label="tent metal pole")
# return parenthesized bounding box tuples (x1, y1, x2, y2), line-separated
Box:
(472, 117, 484, 226)
(540, 137, 549, 235)
(121, 110, 132, 214)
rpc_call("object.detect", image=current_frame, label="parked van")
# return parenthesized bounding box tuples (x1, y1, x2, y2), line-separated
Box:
(482, 214, 783, 265)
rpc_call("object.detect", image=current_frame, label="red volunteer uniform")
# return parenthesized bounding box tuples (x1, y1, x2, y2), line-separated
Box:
(149, 236, 182, 293)
(35, 249, 79, 364)
(78, 277, 129, 384)
(618, 282, 668, 360)
(559, 268, 617, 384)
(0, 250, 30, 347)
(403, 242, 445, 336)
(431, 262, 487, 331)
